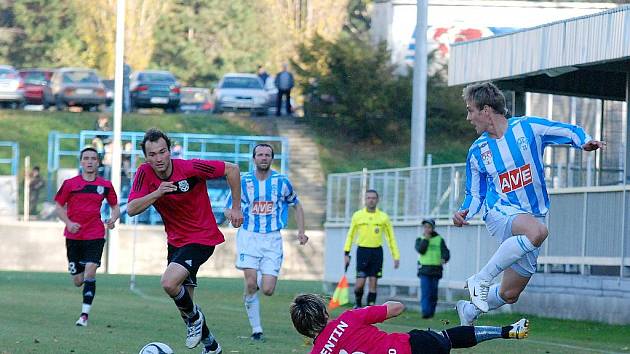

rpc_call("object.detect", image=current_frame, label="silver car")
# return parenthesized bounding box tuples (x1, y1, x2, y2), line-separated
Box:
(0, 65, 24, 108)
(214, 73, 269, 115)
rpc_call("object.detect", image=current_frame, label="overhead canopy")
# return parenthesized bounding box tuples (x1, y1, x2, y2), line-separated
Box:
(448, 5, 630, 101)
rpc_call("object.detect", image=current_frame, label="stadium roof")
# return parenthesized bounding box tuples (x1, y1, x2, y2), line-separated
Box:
(448, 5, 630, 101)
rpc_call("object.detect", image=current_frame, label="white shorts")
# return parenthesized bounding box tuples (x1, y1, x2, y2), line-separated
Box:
(484, 205, 545, 277)
(235, 229, 284, 277)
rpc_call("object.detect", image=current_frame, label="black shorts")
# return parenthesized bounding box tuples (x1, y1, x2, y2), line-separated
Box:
(66, 238, 106, 276)
(167, 243, 215, 287)
(409, 329, 451, 354)
(356, 246, 383, 278)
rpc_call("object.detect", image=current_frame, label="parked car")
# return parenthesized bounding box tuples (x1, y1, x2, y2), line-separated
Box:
(19, 69, 54, 108)
(180, 87, 214, 113)
(101, 79, 114, 107)
(0, 65, 24, 108)
(50, 68, 107, 111)
(129, 70, 181, 112)
(213, 73, 269, 115)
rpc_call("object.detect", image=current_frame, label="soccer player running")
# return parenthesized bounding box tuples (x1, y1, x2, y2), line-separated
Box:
(344, 189, 400, 308)
(55, 147, 120, 327)
(225, 143, 308, 342)
(452, 82, 604, 325)
(290, 293, 529, 354)
(127, 129, 243, 354)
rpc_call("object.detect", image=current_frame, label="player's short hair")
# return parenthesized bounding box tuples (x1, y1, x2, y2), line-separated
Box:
(462, 82, 507, 116)
(80, 147, 99, 160)
(141, 128, 171, 155)
(252, 143, 274, 159)
(289, 294, 328, 339)
(366, 189, 379, 198)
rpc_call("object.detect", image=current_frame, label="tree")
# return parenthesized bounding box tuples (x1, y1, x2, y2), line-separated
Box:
(8, 0, 84, 68)
(72, 0, 169, 77)
(151, 0, 271, 86)
(295, 33, 412, 143)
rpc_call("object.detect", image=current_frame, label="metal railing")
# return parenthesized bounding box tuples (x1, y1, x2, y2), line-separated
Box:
(0, 141, 19, 176)
(327, 152, 625, 224)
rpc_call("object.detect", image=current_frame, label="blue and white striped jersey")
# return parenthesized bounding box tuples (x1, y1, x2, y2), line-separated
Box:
(227, 170, 299, 233)
(459, 116, 592, 219)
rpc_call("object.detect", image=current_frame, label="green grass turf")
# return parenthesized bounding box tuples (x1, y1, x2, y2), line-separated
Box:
(1, 272, 628, 354)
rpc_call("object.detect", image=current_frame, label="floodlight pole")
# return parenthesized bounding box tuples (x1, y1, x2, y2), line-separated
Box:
(410, 0, 428, 169)
(107, 0, 126, 274)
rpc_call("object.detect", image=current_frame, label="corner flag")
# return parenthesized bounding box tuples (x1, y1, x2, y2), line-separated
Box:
(328, 259, 350, 310)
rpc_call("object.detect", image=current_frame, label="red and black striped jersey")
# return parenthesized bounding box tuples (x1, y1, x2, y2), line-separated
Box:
(128, 159, 226, 247)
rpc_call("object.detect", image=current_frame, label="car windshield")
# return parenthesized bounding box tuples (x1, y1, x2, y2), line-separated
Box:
(0, 68, 18, 79)
(138, 73, 175, 83)
(62, 71, 100, 84)
(220, 77, 262, 89)
(181, 90, 210, 103)
(21, 71, 50, 85)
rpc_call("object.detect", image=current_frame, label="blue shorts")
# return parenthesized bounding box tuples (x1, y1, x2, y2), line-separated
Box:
(484, 205, 545, 277)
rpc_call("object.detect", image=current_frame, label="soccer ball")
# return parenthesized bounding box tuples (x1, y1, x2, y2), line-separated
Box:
(138, 342, 174, 354)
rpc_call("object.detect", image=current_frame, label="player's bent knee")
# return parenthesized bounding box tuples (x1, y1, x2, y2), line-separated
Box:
(262, 288, 274, 296)
(160, 278, 180, 295)
(528, 224, 548, 247)
(500, 289, 521, 304)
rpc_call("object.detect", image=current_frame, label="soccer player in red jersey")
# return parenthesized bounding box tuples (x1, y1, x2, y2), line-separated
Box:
(54, 147, 120, 327)
(127, 128, 243, 354)
(290, 294, 529, 354)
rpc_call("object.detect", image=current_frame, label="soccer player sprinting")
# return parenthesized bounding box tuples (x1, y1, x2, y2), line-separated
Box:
(127, 129, 243, 354)
(225, 143, 309, 342)
(452, 82, 604, 325)
(54, 147, 120, 327)
(290, 293, 529, 354)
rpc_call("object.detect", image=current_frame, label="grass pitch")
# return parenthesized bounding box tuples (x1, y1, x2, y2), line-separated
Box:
(0, 271, 628, 354)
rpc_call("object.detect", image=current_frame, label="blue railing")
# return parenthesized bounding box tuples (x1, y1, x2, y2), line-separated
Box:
(0, 141, 19, 176)
(47, 131, 289, 224)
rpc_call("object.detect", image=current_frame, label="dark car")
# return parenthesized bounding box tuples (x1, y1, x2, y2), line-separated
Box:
(19, 69, 54, 108)
(50, 68, 107, 111)
(180, 87, 213, 113)
(130, 70, 181, 112)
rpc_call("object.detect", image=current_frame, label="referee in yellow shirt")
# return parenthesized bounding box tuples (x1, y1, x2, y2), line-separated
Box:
(344, 189, 400, 308)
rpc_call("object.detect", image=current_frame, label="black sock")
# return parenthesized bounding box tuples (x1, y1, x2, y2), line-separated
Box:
(501, 325, 512, 339)
(443, 326, 477, 348)
(82, 279, 96, 305)
(354, 289, 364, 307)
(367, 292, 377, 306)
(171, 286, 195, 318)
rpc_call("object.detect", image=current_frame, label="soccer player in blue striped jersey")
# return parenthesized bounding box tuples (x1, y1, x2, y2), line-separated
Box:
(225, 143, 309, 342)
(452, 82, 605, 325)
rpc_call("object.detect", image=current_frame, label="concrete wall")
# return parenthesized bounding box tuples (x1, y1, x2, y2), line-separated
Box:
(0, 221, 324, 281)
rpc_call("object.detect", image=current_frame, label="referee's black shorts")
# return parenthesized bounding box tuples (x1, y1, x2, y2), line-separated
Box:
(356, 246, 383, 278)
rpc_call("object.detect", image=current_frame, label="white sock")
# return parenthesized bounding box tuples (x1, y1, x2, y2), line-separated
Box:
(244, 292, 262, 334)
(487, 284, 507, 311)
(82, 304, 91, 315)
(477, 235, 536, 282)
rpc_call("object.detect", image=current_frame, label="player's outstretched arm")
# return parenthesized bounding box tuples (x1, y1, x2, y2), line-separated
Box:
(384, 301, 405, 319)
(293, 202, 308, 245)
(224, 162, 243, 228)
(582, 140, 606, 151)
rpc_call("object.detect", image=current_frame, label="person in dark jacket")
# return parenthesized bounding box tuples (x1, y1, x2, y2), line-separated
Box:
(415, 219, 450, 318)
